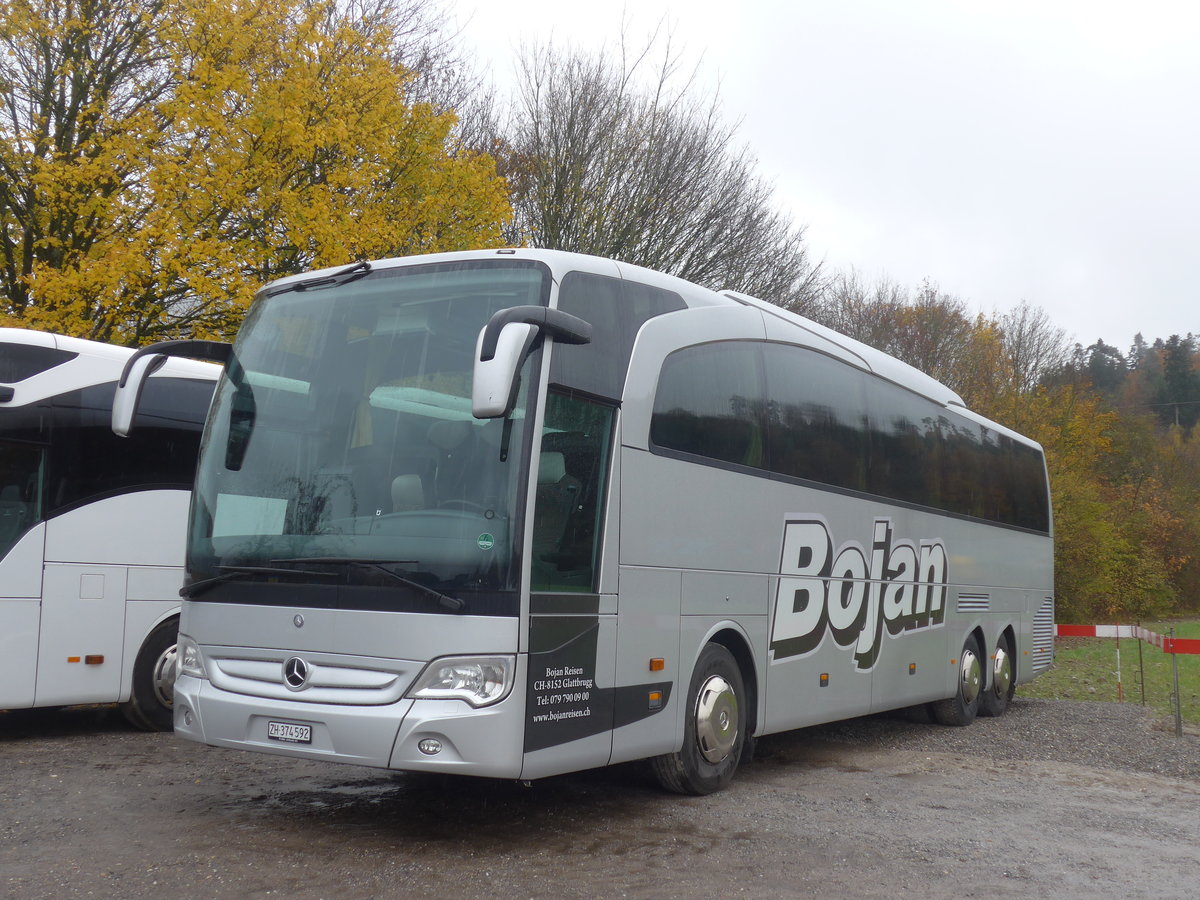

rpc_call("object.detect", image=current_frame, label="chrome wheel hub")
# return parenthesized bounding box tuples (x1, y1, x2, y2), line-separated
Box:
(152, 645, 178, 707)
(992, 646, 1013, 696)
(960, 648, 982, 704)
(695, 674, 738, 764)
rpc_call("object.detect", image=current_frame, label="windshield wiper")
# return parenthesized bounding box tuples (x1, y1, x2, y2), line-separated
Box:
(272, 557, 465, 612)
(259, 260, 372, 299)
(181, 564, 338, 599)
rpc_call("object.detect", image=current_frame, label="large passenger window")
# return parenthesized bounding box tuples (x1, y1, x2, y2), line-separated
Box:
(45, 378, 211, 515)
(0, 441, 43, 559)
(763, 343, 869, 492)
(531, 391, 615, 593)
(647, 338, 1050, 534)
(866, 381, 943, 506)
(650, 343, 765, 468)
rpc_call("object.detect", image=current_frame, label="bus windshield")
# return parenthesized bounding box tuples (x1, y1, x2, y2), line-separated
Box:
(187, 260, 550, 608)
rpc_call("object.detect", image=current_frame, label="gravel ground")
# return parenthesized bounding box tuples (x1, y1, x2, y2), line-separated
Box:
(2, 697, 1198, 899)
(792, 697, 1200, 779)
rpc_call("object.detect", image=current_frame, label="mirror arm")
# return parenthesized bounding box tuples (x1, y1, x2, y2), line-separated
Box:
(118, 339, 232, 387)
(478, 306, 591, 362)
(113, 339, 232, 438)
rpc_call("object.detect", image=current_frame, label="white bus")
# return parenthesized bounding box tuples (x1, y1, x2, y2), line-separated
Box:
(116, 250, 1054, 792)
(0, 329, 219, 730)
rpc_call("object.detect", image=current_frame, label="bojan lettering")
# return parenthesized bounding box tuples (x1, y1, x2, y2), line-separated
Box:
(770, 517, 948, 670)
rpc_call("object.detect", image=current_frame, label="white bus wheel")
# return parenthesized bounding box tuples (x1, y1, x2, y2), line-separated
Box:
(980, 634, 1016, 717)
(929, 634, 983, 727)
(120, 620, 178, 732)
(651, 642, 747, 795)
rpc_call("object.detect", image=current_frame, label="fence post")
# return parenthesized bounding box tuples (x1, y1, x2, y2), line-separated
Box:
(1115, 628, 1123, 702)
(1136, 622, 1146, 705)
(1169, 627, 1183, 738)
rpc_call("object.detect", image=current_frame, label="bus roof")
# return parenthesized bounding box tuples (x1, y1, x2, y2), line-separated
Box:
(252, 250, 1035, 446)
(1, 328, 221, 407)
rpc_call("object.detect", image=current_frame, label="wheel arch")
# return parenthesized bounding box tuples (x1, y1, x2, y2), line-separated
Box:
(120, 607, 181, 703)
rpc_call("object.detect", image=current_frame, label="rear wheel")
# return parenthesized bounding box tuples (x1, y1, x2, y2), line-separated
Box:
(929, 634, 982, 727)
(980, 633, 1016, 717)
(652, 642, 747, 795)
(121, 619, 178, 732)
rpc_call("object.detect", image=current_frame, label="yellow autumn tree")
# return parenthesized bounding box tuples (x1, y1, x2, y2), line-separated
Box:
(0, 0, 510, 342)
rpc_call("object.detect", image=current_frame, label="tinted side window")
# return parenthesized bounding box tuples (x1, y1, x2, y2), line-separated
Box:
(1008, 438, 1050, 532)
(646, 339, 1050, 533)
(763, 344, 869, 492)
(938, 414, 987, 519)
(531, 391, 615, 593)
(0, 345, 78, 383)
(552, 272, 686, 400)
(45, 377, 213, 514)
(0, 440, 44, 558)
(866, 381, 943, 506)
(651, 342, 765, 468)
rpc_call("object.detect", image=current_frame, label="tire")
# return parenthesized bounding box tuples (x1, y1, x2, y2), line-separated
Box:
(651, 642, 747, 795)
(979, 633, 1016, 717)
(929, 634, 983, 727)
(121, 619, 178, 732)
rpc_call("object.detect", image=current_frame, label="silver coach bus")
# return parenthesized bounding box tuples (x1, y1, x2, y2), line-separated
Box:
(115, 250, 1054, 793)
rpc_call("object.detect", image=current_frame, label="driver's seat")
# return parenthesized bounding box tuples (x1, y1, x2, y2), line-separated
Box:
(391, 474, 425, 512)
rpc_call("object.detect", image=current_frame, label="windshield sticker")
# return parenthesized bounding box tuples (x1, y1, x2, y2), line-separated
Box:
(477, 533, 495, 551)
(770, 517, 948, 671)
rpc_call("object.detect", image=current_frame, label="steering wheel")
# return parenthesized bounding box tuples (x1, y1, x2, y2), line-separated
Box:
(438, 499, 489, 514)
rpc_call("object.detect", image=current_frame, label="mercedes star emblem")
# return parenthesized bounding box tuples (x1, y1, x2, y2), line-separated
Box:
(283, 657, 311, 690)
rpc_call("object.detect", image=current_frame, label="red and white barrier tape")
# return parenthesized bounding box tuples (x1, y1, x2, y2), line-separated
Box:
(1055, 624, 1200, 655)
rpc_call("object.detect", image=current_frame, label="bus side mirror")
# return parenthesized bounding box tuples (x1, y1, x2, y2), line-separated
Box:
(112, 339, 232, 437)
(472, 306, 592, 419)
(112, 353, 167, 437)
(472, 323, 538, 418)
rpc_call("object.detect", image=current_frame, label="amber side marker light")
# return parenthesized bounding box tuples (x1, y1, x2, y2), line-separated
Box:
(819, 673, 829, 687)
(84, 655, 104, 665)
(648, 690, 663, 710)
(649, 658, 665, 671)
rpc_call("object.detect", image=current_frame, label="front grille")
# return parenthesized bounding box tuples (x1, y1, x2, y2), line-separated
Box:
(204, 649, 418, 705)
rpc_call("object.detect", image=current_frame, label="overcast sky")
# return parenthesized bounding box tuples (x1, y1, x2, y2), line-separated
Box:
(460, 0, 1199, 351)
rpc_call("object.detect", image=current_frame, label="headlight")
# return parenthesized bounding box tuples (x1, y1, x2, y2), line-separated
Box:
(177, 634, 206, 679)
(407, 655, 515, 708)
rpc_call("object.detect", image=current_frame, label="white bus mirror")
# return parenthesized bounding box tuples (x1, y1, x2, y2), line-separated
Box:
(112, 353, 167, 437)
(112, 339, 232, 437)
(471, 306, 592, 419)
(472, 322, 538, 418)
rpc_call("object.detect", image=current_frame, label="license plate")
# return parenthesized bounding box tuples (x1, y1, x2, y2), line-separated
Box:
(267, 721, 312, 744)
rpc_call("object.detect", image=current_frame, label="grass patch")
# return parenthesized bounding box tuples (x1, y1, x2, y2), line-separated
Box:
(1020, 619, 1200, 725)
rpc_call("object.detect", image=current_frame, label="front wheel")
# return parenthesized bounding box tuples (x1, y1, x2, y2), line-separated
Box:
(120, 619, 178, 732)
(929, 634, 983, 727)
(651, 643, 747, 795)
